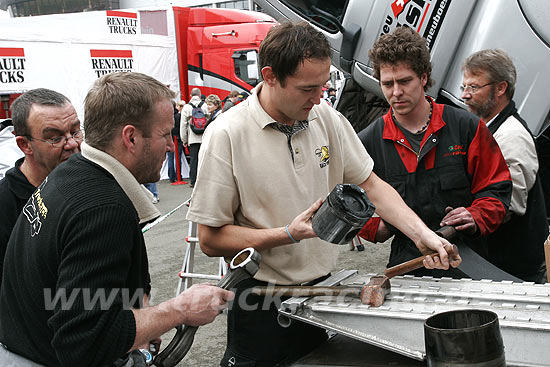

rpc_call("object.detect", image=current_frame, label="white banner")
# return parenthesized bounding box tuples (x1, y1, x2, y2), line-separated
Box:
(0, 6, 181, 172)
(0, 126, 24, 179)
(0, 7, 180, 120)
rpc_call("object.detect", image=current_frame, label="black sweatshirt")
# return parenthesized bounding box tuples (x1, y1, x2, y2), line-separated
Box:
(0, 154, 150, 367)
(0, 157, 36, 286)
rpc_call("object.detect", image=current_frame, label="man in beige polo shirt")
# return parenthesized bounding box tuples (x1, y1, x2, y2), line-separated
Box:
(187, 21, 461, 367)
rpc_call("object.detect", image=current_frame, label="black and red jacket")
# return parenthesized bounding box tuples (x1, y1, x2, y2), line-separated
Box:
(358, 99, 512, 271)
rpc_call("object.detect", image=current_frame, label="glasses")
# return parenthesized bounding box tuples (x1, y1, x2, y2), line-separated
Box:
(25, 130, 84, 148)
(460, 82, 494, 94)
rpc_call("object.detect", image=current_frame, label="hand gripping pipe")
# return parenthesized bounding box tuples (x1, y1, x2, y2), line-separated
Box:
(153, 247, 261, 367)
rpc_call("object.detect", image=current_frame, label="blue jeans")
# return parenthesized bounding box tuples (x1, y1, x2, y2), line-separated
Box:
(167, 140, 184, 181)
(144, 182, 158, 198)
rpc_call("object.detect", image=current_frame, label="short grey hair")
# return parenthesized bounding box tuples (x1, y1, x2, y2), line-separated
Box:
(190, 88, 201, 97)
(11, 88, 70, 136)
(462, 49, 517, 99)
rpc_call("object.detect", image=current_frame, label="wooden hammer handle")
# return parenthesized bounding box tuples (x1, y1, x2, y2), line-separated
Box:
(383, 226, 457, 279)
(383, 253, 436, 279)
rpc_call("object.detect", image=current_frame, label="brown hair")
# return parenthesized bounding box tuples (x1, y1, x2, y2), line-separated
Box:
(369, 27, 434, 91)
(259, 21, 332, 86)
(84, 72, 175, 150)
(462, 49, 516, 99)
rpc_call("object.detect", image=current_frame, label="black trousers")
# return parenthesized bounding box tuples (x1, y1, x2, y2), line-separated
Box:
(220, 278, 328, 367)
(188, 143, 201, 185)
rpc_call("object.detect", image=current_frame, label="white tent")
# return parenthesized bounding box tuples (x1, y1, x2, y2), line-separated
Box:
(0, 126, 24, 178)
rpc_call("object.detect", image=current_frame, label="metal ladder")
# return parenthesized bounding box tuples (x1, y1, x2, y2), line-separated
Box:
(176, 220, 228, 295)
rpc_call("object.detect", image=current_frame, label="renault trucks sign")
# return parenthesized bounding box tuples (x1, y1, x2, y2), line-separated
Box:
(0, 48, 26, 84)
(106, 10, 138, 34)
(90, 49, 134, 77)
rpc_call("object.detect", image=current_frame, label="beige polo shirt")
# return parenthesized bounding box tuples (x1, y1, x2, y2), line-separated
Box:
(187, 83, 373, 284)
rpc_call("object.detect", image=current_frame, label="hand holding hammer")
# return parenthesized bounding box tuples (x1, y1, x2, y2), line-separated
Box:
(251, 226, 461, 307)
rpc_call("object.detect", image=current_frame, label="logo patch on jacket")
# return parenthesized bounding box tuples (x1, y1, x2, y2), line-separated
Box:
(315, 146, 330, 168)
(23, 179, 48, 237)
(443, 144, 466, 157)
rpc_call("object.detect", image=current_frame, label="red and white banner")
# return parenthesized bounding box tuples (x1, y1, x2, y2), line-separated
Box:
(0, 7, 179, 120)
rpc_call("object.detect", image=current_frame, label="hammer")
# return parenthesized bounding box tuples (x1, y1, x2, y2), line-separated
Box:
(362, 225, 458, 306)
(154, 247, 261, 367)
(251, 226, 458, 307)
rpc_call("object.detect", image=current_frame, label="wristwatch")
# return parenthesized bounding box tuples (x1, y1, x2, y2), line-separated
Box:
(138, 348, 153, 365)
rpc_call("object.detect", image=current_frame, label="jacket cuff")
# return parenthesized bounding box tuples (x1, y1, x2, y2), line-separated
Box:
(467, 197, 508, 236)
(358, 217, 381, 242)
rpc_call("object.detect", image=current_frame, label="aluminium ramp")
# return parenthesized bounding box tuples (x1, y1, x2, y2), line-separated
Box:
(279, 273, 550, 366)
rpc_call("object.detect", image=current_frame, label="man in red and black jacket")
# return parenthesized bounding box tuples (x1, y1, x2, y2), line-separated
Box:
(358, 27, 512, 278)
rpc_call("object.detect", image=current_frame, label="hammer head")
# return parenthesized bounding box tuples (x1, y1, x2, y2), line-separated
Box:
(360, 275, 391, 307)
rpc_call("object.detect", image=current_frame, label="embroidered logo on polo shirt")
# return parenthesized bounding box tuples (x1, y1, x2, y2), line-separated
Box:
(315, 145, 330, 168)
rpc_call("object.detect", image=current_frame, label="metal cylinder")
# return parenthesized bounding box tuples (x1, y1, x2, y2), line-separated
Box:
(312, 184, 375, 245)
(424, 309, 505, 366)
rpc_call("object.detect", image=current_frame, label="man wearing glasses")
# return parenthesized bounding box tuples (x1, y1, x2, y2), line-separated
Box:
(358, 27, 512, 278)
(462, 49, 548, 283)
(0, 88, 82, 285)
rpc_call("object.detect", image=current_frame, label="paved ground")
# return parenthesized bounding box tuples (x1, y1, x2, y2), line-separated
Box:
(144, 179, 390, 366)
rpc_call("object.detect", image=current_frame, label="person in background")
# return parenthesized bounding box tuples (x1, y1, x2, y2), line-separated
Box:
(205, 94, 222, 123)
(181, 87, 209, 188)
(0, 72, 232, 367)
(321, 81, 330, 99)
(462, 49, 548, 282)
(187, 21, 460, 367)
(326, 87, 337, 106)
(222, 90, 241, 112)
(176, 100, 185, 112)
(0, 88, 81, 285)
(358, 27, 512, 278)
(144, 182, 159, 203)
(167, 100, 183, 183)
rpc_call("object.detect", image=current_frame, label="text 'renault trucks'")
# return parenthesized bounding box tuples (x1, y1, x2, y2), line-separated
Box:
(255, 0, 550, 217)
(0, 6, 276, 120)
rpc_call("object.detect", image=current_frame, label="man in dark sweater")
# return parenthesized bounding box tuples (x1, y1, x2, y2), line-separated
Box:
(0, 72, 233, 367)
(0, 88, 82, 286)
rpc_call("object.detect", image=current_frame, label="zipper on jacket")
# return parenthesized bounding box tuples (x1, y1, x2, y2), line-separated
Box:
(395, 134, 434, 162)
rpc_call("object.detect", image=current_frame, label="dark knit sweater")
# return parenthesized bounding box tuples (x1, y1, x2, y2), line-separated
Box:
(0, 157, 36, 286)
(0, 154, 150, 367)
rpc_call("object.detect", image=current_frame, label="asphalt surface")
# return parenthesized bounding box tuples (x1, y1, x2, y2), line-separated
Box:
(144, 179, 391, 366)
